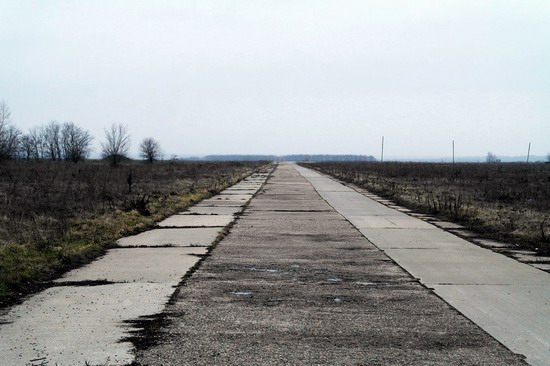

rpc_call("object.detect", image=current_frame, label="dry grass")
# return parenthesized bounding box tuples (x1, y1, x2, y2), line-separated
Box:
(302, 162, 550, 253)
(0, 160, 267, 305)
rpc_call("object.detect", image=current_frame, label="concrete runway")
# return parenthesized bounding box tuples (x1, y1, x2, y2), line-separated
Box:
(134, 164, 527, 365)
(2, 163, 546, 365)
(295, 164, 550, 366)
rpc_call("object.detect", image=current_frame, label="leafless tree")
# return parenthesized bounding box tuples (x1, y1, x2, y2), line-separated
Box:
(0, 101, 10, 129)
(29, 126, 46, 159)
(139, 137, 161, 163)
(43, 121, 63, 160)
(0, 126, 21, 160)
(19, 134, 34, 160)
(61, 122, 93, 162)
(101, 123, 131, 166)
(0, 101, 21, 160)
(19, 127, 46, 160)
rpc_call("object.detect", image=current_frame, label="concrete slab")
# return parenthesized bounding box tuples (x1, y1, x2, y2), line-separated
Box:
(384, 247, 550, 285)
(248, 199, 330, 211)
(349, 215, 436, 229)
(228, 188, 261, 193)
(360, 228, 470, 249)
(158, 214, 233, 227)
(196, 198, 246, 207)
(299, 179, 355, 192)
(297, 164, 550, 365)
(242, 211, 336, 221)
(433, 284, 550, 366)
(254, 194, 322, 202)
(0, 283, 173, 366)
(185, 206, 243, 215)
(319, 191, 406, 217)
(232, 182, 263, 187)
(220, 189, 258, 195)
(117, 228, 221, 247)
(209, 194, 253, 201)
(55, 248, 204, 284)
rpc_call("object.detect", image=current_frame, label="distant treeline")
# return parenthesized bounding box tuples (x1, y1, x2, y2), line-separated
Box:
(0, 101, 161, 165)
(188, 154, 377, 162)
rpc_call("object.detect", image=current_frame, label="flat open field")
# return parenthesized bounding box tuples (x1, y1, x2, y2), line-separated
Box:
(0, 160, 265, 305)
(302, 162, 550, 254)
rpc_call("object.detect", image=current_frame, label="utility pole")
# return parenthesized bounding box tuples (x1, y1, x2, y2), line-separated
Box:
(452, 140, 455, 164)
(527, 142, 531, 163)
(381, 136, 384, 162)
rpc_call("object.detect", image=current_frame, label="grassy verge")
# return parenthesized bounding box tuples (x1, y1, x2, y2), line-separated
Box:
(301, 162, 550, 254)
(0, 161, 269, 307)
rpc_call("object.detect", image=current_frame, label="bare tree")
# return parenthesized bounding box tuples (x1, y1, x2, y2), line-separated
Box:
(28, 126, 46, 159)
(139, 137, 161, 163)
(0, 101, 21, 160)
(19, 134, 34, 160)
(43, 121, 63, 160)
(0, 125, 21, 160)
(61, 122, 93, 162)
(101, 123, 131, 166)
(0, 101, 10, 129)
(18, 126, 47, 160)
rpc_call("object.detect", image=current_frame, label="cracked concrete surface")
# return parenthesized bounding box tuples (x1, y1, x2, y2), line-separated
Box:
(1, 164, 544, 365)
(297, 164, 550, 366)
(0, 169, 271, 366)
(54, 247, 207, 284)
(134, 163, 526, 365)
(117, 228, 221, 248)
(157, 214, 235, 227)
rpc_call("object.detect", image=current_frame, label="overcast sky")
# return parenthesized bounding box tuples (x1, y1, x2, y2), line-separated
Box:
(1, 0, 549, 158)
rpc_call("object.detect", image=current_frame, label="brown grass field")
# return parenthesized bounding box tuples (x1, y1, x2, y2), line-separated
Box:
(302, 162, 550, 254)
(0, 160, 266, 306)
